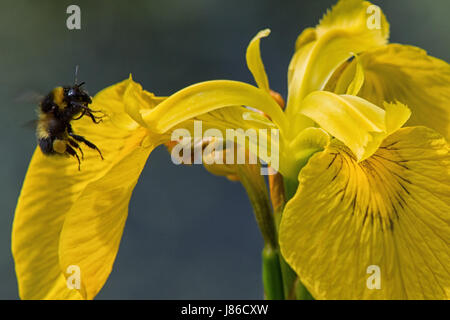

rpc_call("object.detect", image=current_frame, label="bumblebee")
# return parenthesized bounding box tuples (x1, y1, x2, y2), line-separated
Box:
(37, 80, 104, 170)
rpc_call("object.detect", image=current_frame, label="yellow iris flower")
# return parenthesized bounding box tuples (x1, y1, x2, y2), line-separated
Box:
(12, 0, 449, 300)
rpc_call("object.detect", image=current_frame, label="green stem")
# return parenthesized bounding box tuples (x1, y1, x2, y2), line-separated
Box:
(262, 246, 285, 300)
(236, 165, 284, 299)
(237, 165, 277, 249)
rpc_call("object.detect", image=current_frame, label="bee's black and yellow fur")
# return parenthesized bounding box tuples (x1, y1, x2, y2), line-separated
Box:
(37, 82, 104, 170)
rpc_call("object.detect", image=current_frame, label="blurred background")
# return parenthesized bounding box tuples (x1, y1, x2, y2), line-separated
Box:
(0, 0, 448, 299)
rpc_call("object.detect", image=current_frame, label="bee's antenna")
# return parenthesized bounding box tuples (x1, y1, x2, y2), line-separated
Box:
(74, 65, 79, 85)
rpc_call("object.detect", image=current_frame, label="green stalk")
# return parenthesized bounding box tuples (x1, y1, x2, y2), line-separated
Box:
(262, 246, 285, 300)
(237, 165, 284, 299)
(237, 165, 277, 249)
(237, 165, 314, 300)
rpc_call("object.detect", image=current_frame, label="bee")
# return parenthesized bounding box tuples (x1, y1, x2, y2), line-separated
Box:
(36, 69, 104, 170)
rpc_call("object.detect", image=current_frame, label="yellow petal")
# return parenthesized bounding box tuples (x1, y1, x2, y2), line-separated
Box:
(286, 0, 389, 119)
(334, 54, 365, 95)
(141, 80, 287, 135)
(12, 78, 154, 299)
(290, 127, 330, 167)
(300, 91, 410, 161)
(384, 101, 412, 135)
(288, 32, 316, 87)
(285, 40, 317, 135)
(280, 126, 450, 299)
(123, 75, 167, 128)
(103, 77, 147, 131)
(282, 127, 330, 180)
(294, 27, 317, 52)
(12, 146, 86, 299)
(246, 29, 271, 92)
(339, 44, 450, 140)
(316, 0, 389, 39)
(58, 131, 155, 300)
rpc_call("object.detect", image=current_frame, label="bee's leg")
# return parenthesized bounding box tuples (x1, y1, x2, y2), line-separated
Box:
(67, 126, 104, 160)
(88, 110, 107, 122)
(78, 108, 103, 124)
(72, 109, 87, 120)
(68, 138, 84, 160)
(65, 145, 81, 171)
(86, 111, 103, 124)
(84, 106, 105, 115)
(72, 134, 104, 160)
(89, 109, 106, 115)
(71, 102, 105, 123)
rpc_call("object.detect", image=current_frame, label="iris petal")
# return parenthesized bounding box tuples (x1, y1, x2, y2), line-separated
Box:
(337, 44, 450, 140)
(286, 0, 389, 126)
(300, 91, 410, 161)
(59, 132, 155, 299)
(280, 126, 450, 299)
(246, 29, 271, 92)
(142, 80, 288, 134)
(12, 78, 156, 299)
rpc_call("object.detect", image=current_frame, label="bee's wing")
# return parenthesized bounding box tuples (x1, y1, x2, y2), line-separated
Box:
(15, 91, 44, 104)
(15, 90, 43, 131)
(22, 119, 38, 130)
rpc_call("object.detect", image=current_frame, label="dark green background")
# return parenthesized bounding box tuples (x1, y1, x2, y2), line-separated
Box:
(0, 0, 448, 299)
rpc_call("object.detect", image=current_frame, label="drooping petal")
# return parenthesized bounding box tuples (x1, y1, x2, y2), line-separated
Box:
(58, 131, 156, 300)
(335, 44, 450, 140)
(300, 91, 410, 161)
(246, 29, 271, 92)
(12, 77, 157, 299)
(12, 146, 88, 299)
(286, 0, 389, 121)
(280, 126, 450, 299)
